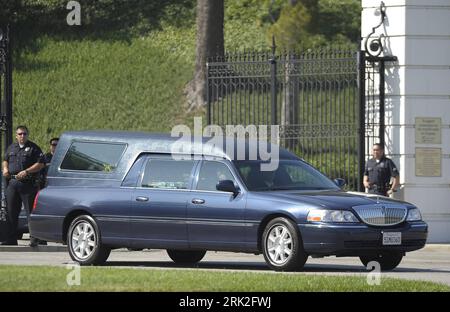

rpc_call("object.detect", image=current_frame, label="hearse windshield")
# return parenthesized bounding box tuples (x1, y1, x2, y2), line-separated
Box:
(234, 160, 339, 191)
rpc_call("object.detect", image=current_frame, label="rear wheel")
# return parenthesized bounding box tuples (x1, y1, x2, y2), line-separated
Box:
(360, 252, 403, 271)
(67, 215, 111, 265)
(166, 250, 206, 264)
(262, 217, 307, 271)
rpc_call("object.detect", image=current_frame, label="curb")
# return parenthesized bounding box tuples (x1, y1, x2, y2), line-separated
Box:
(0, 245, 67, 252)
(1, 244, 448, 253)
(423, 244, 450, 251)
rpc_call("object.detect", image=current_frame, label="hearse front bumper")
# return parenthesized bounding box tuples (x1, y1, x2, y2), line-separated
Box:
(298, 221, 428, 257)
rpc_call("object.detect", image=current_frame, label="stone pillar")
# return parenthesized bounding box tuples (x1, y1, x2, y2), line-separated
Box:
(362, 0, 450, 242)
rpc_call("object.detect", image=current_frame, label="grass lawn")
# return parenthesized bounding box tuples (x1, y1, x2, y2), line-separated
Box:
(11, 2, 269, 149)
(13, 25, 198, 148)
(0, 265, 448, 292)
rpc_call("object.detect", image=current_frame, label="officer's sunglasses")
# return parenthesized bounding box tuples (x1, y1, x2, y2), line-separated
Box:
(16, 132, 28, 136)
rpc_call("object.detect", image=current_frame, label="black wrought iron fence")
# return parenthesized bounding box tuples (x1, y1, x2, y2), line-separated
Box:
(207, 48, 361, 190)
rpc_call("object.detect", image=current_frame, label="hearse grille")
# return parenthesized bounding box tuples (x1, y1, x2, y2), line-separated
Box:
(352, 205, 407, 226)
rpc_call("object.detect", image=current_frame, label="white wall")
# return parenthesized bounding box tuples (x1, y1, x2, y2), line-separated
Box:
(362, 0, 450, 242)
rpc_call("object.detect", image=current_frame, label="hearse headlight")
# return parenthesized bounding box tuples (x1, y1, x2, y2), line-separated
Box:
(307, 210, 359, 223)
(407, 208, 422, 221)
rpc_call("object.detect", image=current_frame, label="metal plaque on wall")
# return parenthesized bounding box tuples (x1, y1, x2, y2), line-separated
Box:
(415, 148, 442, 177)
(415, 117, 441, 144)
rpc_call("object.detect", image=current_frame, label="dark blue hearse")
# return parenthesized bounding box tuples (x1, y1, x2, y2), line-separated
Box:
(29, 131, 427, 271)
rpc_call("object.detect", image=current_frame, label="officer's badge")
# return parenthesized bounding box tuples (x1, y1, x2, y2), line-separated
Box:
(25, 147, 30, 152)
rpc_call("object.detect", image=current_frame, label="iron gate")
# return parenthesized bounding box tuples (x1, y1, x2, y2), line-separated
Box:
(207, 48, 361, 190)
(206, 46, 396, 191)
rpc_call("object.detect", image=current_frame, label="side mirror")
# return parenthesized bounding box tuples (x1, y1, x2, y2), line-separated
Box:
(216, 180, 239, 195)
(334, 178, 346, 188)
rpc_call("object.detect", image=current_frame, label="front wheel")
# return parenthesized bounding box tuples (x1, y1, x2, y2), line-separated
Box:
(262, 217, 307, 271)
(67, 215, 111, 265)
(360, 252, 403, 271)
(166, 250, 206, 264)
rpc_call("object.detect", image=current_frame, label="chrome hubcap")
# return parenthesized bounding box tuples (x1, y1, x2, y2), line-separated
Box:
(267, 225, 293, 265)
(71, 221, 96, 260)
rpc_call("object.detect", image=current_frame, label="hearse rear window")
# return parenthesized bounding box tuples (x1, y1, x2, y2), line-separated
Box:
(60, 141, 126, 172)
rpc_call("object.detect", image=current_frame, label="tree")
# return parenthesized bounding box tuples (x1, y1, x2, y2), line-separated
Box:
(317, 0, 360, 43)
(185, 0, 224, 111)
(263, 0, 360, 49)
(267, 2, 312, 50)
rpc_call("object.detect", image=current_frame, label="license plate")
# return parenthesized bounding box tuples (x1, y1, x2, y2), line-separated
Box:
(382, 232, 402, 245)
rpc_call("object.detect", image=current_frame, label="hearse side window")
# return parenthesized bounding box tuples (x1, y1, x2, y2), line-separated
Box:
(60, 142, 126, 172)
(196, 161, 236, 192)
(141, 159, 194, 190)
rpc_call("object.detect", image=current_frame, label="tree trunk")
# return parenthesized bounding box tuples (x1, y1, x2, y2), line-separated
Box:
(185, 0, 224, 111)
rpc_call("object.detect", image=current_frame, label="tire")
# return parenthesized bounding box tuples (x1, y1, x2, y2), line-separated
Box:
(67, 215, 111, 266)
(166, 250, 206, 264)
(360, 252, 403, 271)
(262, 217, 307, 271)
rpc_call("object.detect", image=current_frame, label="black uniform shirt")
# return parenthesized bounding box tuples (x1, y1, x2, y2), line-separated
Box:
(40, 152, 53, 179)
(364, 156, 399, 187)
(3, 141, 45, 176)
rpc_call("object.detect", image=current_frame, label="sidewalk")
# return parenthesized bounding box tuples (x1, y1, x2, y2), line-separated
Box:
(0, 234, 67, 252)
(423, 244, 450, 251)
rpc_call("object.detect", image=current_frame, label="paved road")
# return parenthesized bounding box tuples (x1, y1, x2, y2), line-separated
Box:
(1, 239, 450, 287)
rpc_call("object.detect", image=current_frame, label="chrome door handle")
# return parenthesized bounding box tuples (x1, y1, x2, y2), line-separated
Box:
(191, 198, 205, 205)
(136, 196, 149, 202)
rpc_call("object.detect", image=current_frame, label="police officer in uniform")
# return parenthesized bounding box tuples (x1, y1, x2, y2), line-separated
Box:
(39, 137, 59, 189)
(363, 143, 400, 196)
(1, 126, 45, 246)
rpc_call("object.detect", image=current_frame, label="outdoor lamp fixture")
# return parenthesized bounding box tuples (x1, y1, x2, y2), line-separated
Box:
(364, 1, 387, 57)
